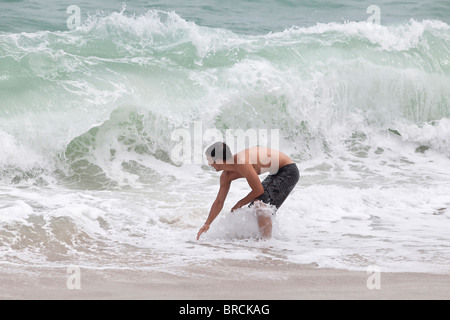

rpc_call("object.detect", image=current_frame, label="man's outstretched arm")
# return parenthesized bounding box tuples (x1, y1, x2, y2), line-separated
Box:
(197, 172, 232, 240)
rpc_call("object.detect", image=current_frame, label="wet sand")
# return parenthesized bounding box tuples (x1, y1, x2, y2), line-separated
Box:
(1, 259, 449, 300)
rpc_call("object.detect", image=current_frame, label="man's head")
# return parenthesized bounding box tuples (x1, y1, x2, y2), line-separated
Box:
(205, 142, 233, 170)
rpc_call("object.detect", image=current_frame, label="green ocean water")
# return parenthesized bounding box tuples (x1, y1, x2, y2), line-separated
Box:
(1, 0, 450, 275)
(1, 0, 450, 34)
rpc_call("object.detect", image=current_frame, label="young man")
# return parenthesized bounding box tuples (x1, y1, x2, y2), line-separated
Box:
(197, 142, 299, 240)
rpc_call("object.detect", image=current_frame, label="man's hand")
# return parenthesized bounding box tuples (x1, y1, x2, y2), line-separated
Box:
(197, 223, 210, 240)
(231, 201, 243, 212)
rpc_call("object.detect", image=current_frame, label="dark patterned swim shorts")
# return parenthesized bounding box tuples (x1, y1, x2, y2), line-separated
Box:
(250, 163, 300, 211)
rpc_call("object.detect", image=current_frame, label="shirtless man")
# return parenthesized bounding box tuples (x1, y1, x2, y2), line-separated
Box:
(197, 142, 299, 240)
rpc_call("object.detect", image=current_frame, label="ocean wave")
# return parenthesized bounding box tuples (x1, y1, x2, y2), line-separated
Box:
(0, 9, 449, 188)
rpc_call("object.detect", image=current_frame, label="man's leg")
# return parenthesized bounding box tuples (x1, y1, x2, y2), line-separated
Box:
(254, 200, 273, 239)
(257, 214, 272, 239)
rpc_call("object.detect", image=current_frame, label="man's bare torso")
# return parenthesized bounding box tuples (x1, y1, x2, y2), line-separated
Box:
(234, 146, 293, 175)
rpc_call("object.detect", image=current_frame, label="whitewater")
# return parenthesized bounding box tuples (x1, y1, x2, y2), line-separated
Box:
(1, 8, 450, 275)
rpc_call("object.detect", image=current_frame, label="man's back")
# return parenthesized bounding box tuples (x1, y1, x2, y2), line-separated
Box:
(234, 146, 293, 175)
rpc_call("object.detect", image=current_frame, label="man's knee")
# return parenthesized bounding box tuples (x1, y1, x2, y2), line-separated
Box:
(254, 200, 275, 216)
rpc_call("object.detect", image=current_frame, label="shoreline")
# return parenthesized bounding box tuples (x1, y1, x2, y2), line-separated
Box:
(1, 259, 449, 300)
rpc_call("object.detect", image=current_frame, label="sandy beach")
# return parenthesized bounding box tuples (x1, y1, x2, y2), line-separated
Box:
(1, 259, 449, 300)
